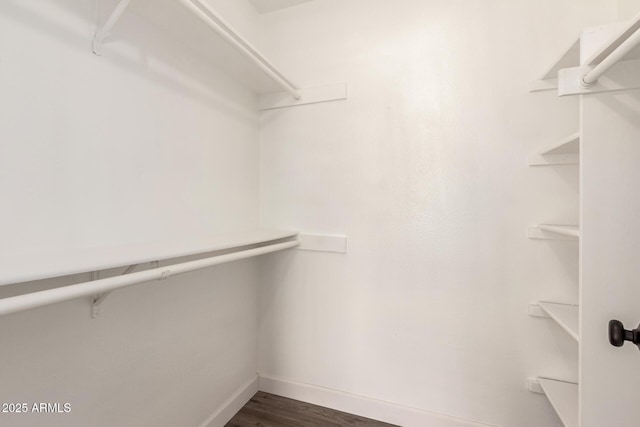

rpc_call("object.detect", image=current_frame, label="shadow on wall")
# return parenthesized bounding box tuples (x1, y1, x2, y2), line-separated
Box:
(0, 0, 257, 122)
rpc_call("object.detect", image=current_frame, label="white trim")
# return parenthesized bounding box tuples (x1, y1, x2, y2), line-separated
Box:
(199, 376, 259, 427)
(258, 374, 499, 427)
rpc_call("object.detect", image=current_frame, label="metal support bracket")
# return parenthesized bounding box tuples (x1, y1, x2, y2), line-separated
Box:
(90, 264, 138, 318)
(93, 0, 133, 56)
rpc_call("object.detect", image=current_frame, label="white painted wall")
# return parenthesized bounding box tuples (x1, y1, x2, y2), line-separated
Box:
(0, 0, 262, 426)
(257, 1, 614, 426)
(618, 0, 640, 18)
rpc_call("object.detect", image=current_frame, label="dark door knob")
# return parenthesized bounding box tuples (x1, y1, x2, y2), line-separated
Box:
(609, 320, 640, 350)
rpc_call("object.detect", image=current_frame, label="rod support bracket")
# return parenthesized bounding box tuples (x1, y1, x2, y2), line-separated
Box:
(579, 74, 596, 89)
(90, 292, 111, 318)
(89, 264, 138, 318)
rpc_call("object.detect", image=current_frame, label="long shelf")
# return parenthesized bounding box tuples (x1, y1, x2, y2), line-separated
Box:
(538, 378, 578, 427)
(0, 229, 298, 286)
(528, 133, 580, 166)
(539, 302, 579, 341)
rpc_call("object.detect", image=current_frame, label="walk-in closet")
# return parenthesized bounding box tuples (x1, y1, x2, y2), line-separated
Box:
(2, 1, 640, 426)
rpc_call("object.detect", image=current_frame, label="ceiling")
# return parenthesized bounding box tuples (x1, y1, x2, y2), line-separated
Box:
(248, 0, 314, 14)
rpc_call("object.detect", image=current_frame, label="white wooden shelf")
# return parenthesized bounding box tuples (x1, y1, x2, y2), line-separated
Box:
(538, 378, 579, 427)
(533, 302, 579, 341)
(0, 229, 298, 286)
(96, 0, 295, 96)
(529, 132, 580, 166)
(530, 39, 580, 92)
(93, 0, 347, 108)
(528, 225, 580, 240)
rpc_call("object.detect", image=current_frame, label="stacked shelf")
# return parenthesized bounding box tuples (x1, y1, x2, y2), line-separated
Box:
(528, 37, 581, 427)
(530, 39, 580, 92)
(536, 302, 579, 342)
(528, 133, 580, 166)
(538, 378, 579, 427)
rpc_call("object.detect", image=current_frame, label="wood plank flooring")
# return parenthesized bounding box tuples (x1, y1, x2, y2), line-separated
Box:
(226, 392, 399, 427)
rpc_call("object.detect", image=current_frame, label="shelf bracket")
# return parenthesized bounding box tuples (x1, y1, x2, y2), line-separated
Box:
(93, 0, 133, 56)
(90, 264, 138, 318)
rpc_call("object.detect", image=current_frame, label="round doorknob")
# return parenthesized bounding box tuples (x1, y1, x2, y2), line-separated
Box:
(609, 319, 640, 350)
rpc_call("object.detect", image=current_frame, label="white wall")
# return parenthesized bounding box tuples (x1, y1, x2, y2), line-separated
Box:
(618, 0, 640, 18)
(257, 1, 614, 426)
(0, 0, 262, 426)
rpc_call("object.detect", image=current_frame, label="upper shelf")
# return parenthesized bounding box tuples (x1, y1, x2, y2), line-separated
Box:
(530, 39, 580, 92)
(529, 132, 580, 166)
(94, 0, 347, 109)
(94, 0, 299, 97)
(0, 229, 298, 286)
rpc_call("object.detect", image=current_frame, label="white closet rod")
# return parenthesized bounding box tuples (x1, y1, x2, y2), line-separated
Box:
(582, 19, 640, 86)
(0, 240, 298, 317)
(175, 0, 302, 100)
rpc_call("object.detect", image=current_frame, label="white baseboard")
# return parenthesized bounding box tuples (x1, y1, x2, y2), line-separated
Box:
(199, 376, 259, 427)
(258, 374, 498, 427)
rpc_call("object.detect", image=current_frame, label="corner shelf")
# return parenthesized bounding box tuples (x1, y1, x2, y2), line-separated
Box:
(0, 229, 298, 286)
(528, 132, 580, 166)
(538, 378, 578, 427)
(530, 39, 580, 92)
(530, 302, 579, 342)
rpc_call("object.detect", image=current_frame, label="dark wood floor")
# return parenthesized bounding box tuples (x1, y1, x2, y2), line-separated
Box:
(226, 392, 398, 427)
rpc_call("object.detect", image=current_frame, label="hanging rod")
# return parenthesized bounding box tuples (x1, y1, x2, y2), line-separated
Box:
(581, 13, 640, 87)
(93, 0, 301, 100)
(0, 240, 298, 317)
